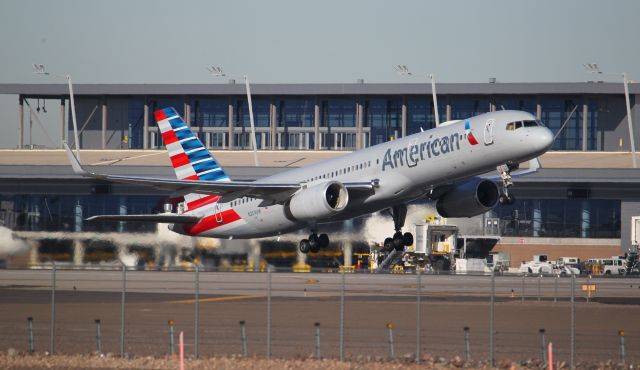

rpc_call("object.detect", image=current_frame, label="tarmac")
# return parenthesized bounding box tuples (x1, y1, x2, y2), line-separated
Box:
(1, 270, 639, 363)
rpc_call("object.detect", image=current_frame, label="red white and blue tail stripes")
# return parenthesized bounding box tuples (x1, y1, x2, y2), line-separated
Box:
(154, 107, 230, 182)
(154, 107, 231, 210)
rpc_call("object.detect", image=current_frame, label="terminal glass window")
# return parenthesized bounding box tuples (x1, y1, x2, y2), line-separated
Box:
(540, 97, 582, 150)
(278, 98, 315, 127)
(364, 97, 401, 145)
(192, 98, 228, 127)
(152, 98, 183, 116)
(586, 98, 598, 150)
(450, 96, 490, 120)
(321, 98, 356, 127)
(0, 194, 166, 233)
(492, 96, 536, 115)
(406, 96, 435, 134)
(236, 98, 270, 127)
(128, 100, 145, 149)
(490, 198, 620, 238)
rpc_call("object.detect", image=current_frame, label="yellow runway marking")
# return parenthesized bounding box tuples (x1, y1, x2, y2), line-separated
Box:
(168, 295, 261, 304)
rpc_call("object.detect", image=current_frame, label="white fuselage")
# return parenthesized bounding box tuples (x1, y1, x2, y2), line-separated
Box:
(172, 110, 553, 238)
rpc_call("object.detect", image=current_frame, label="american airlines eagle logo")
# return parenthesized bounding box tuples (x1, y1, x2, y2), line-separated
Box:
(465, 120, 479, 145)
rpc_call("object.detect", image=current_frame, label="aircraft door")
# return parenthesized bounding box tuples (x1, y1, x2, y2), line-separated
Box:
(484, 119, 495, 145)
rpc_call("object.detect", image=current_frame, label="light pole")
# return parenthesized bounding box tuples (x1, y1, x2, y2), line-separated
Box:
(33, 64, 81, 160)
(207, 66, 259, 166)
(394, 64, 441, 127)
(584, 63, 636, 168)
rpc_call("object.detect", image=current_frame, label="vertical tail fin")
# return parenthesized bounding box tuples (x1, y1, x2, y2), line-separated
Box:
(154, 107, 229, 209)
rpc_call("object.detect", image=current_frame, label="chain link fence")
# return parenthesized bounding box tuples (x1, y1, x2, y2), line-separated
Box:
(0, 267, 638, 366)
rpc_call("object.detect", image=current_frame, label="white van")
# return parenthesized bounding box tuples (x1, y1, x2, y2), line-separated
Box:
(602, 258, 625, 275)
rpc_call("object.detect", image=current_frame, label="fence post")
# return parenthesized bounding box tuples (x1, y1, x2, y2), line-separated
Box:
(489, 270, 495, 367)
(537, 274, 542, 302)
(586, 274, 591, 303)
(50, 262, 56, 355)
(239, 320, 248, 356)
(539, 328, 546, 365)
(95, 319, 102, 354)
(339, 269, 345, 361)
(463, 326, 470, 361)
(416, 270, 422, 364)
(521, 272, 525, 302)
(27, 317, 34, 354)
(169, 320, 175, 356)
(619, 330, 625, 365)
(194, 264, 200, 358)
(554, 274, 558, 303)
(179, 331, 184, 370)
(120, 263, 126, 357)
(314, 322, 321, 358)
(266, 265, 272, 359)
(570, 272, 575, 369)
(387, 322, 395, 359)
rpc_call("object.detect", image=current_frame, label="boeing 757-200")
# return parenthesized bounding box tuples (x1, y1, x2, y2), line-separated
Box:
(64, 107, 553, 253)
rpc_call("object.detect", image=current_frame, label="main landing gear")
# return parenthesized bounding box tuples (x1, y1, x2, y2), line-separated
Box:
(382, 204, 414, 252)
(497, 163, 517, 205)
(299, 232, 330, 254)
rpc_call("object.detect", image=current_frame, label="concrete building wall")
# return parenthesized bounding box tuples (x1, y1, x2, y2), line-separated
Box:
(599, 96, 629, 151)
(621, 200, 640, 253)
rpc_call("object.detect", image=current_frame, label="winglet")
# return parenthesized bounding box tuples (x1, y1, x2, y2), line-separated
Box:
(63, 141, 89, 176)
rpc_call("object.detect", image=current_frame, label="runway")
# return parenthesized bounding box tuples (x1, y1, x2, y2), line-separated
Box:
(1, 269, 639, 300)
(1, 269, 639, 363)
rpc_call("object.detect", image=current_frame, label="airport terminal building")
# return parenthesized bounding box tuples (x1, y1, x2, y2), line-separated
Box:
(0, 82, 639, 266)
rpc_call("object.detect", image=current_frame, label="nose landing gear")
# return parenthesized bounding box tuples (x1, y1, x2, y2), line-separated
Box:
(497, 163, 517, 205)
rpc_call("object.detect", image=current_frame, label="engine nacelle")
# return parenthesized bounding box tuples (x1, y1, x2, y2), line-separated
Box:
(286, 181, 349, 221)
(435, 178, 500, 218)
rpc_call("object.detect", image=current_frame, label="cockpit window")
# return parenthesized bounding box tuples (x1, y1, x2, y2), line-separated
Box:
(506, 120, 540, 130)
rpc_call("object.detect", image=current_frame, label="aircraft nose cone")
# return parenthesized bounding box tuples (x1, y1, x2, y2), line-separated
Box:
(532, 127, 554, 153)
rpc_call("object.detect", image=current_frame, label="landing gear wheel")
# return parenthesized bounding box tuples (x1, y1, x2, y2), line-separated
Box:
(318, 233, 330, 249)
(299, 239, 310, 254)
(506, 193, 515, 205)
(308, 234, 320, 253)
(392, 231, 404, 251)
(383, 237, 394, 252)
(402, 232, 414, 247)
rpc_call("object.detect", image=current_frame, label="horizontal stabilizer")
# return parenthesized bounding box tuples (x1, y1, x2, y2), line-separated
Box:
(86, 214, 201, 224)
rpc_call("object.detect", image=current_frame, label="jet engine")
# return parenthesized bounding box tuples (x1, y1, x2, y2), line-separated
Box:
(435, 178, 500, 218)
(286, 181, 349, 221)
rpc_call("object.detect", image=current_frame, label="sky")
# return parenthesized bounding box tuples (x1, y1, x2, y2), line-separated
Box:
(1, 0, 639, 148)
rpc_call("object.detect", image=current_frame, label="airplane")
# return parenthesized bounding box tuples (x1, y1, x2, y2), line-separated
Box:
(64, 107, 553, 254)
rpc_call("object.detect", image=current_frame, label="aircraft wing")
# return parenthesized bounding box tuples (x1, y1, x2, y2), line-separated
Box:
(86, 214, 201, 223)
(64, 142, 374, 200)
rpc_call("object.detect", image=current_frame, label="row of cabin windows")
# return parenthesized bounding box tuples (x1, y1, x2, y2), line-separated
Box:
(303, 161, 372, 183)
(230, 196, 257, 208)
